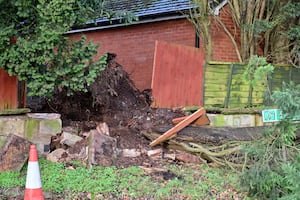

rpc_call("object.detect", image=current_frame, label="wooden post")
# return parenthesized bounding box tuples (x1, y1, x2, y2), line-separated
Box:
(149, 108, 205, 147)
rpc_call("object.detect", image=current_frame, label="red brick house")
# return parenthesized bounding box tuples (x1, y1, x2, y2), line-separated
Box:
(66, 0, 237, 91)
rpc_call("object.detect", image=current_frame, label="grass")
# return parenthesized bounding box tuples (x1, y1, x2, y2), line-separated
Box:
(0, 158, 245, 199)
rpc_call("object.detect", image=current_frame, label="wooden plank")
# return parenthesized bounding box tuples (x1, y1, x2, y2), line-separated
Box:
(205, 79, 229, 84)
(230, 91, 254, 96)
(0, 69, 18, 110)
(230, 85, 253, 91)
(232, 68, 246, 75)
(149, 108, 205, 147)
(291, 68, 300, 84)
(204, 84, 227, 91)
(252, 87, 266, 92)
(205, 91, 228, 96)
(205, 71, 229, 78)
(228, 97, 264, 104)
(205, 70, 229, 76)
(252, 91, 265, 98)
(205, 67, 229, 73)
(204, 98, 225, 105)
(206, 64, 229, 70)
(151, 41, 204, 108)
(231, 79, 246, 85)
(224, 64, 234, 108)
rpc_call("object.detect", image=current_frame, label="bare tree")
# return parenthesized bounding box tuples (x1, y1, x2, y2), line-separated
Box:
(189, 0, 299, 66)
(188, 0, 213, 61)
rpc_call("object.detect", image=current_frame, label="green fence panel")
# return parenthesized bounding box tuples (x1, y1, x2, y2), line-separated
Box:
(204, 62, 300, 108)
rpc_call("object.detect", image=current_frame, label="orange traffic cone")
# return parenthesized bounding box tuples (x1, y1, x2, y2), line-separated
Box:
(24, 145, 44, 200)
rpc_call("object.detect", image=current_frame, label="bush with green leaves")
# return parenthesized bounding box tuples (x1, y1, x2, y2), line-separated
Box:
(0, 0, 138, 96)
(243, 55, 274, 87)
(240, 81, 300, 199)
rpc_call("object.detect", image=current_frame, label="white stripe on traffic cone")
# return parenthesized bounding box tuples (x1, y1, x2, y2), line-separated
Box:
(24, 145, 44, 200)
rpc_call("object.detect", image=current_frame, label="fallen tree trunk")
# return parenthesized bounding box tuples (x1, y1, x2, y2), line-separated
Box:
(151, 125, 267, 145)
(153, 125, 300, 143)
(143, 125, 300, 168)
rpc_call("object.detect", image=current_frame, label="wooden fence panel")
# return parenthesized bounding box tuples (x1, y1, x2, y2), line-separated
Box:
(0, 69, 18, 110)
(204, 63, 300, 108)
(151, 40, 204, 108)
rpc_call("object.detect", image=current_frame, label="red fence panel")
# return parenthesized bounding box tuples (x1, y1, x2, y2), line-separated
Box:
(151, 40, 204, 108)
(0, 69, 18, 110)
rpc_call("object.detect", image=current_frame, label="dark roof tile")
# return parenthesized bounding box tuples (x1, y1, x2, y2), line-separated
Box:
(104, 0, 195, 17)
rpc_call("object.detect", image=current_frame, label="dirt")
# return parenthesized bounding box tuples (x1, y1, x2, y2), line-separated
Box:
(34, 53, 185, 168)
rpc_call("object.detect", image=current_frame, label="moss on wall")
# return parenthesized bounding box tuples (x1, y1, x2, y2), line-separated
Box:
(0, 136, 7, 149)
(39, 119, 62, 134)
(25, 119, 39, 139)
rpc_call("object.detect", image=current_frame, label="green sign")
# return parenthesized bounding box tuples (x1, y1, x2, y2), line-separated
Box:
(262, 109, 282, 122)
(262, 109, 300, 123)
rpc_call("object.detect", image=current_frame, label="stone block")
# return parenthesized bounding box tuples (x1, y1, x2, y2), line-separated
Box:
(207, 114, 225, 126)
(39, 119, 62, 135)
(27, 113, 62, 135)
(0, 113, 62, 155)
(88, 130, 118, 167)
(61, 131, 83, 146)
(208, 114, 258, 127)
(224, 115, 256, 127)
(0, 115, 26, 137)
(47, 148, 68, 163)
(26, 113, 62, 154)
(255, 114, 264, 126)
(0, 134, 31, 172)
(121, 149, 141, 158)
(25, 118, 39, 139)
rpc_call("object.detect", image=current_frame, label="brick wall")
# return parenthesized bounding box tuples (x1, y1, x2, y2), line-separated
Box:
(69, 19, 196, 90)
(68, 6, 241, 90)
(210, 5, 241, 62)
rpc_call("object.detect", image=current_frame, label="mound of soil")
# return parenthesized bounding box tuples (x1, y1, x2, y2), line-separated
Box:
(34, 53, 184, 167)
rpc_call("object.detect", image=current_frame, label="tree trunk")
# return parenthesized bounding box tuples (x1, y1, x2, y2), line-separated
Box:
(148, 125, 265, 144)
(188, 0, 212, 61)
(145, 125, 300, 145)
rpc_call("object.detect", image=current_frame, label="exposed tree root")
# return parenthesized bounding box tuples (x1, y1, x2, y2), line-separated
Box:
(143, 131, 250, 168)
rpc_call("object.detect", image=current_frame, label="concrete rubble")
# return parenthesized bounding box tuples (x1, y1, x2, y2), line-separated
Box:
(0, 112, 205, 172)
(60, 131, 83, 146)
(147, 148, 163, 157)
(45, 123, 202, 168)
(47, 148, 68, 163)
(121, 149, 142, 158)
(87, 129, 118, 167)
